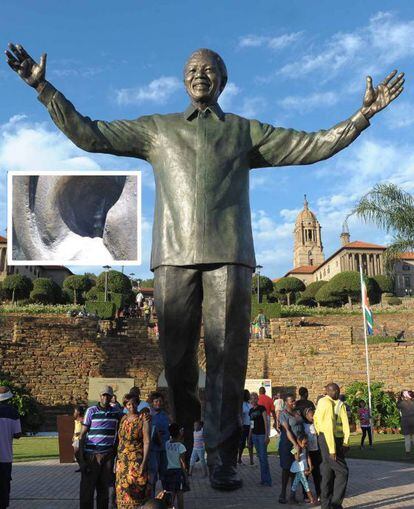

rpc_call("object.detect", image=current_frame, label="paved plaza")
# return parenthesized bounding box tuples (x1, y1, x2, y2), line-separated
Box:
(9, 456, 414, 509)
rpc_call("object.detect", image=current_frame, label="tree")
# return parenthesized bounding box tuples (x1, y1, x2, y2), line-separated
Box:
(328, 271, 361, 305)
(314, 283, 342, 307)
(63, 275, 92, 304)
(350, 183, 414, 272)
(273, 277, 305, 306)
(96, 270, 132, 294)
(251, 275, 274, 302)
(2, 274, 33, 303)
(372, 274, 394, 294)
(297, 280, 327, 307)
(30, 278, 60, 304)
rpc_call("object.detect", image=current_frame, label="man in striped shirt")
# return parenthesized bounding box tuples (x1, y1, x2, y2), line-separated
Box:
(79, 385, 122, 509)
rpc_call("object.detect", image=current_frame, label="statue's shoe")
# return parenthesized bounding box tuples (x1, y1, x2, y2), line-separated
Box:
(210, 465, 243, 491)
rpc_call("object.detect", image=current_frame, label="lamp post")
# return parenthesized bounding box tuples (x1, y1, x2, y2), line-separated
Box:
(103, 265, 111, 302)
(256, 265, 263, 304)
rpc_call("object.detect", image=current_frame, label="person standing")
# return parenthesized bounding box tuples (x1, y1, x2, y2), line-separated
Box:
(254, 309, 267, 339)
(258, 387, 277, 436)
(189, 420, 207, 477)
(0, 386, 22, 509)
(358, 400, 373, 449)
(165, 424, 188, 509)
(116, 394, 151, 508)
(126, 387, 151, 414)
(78, 386, 122, 509)
(148, 392, 170, 495)
(136, 289, 144, 313)
(72, 405, 85, 470)
(273, 392, 284, 432)
(238, 389, 254, 465)
(303, 407, 322, 501)
(397, 390, 414, 454)
(248, 392, 271, 487)
(278, 394, 304, 504)
(295, 387, 315, 419)
(314, 383, 350, 509)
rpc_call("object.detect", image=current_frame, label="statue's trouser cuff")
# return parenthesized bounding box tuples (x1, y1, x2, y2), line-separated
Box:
(154, 264, 252, 468)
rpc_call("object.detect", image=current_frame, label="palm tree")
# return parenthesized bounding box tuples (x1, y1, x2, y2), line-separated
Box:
(350, 183, 414, 272)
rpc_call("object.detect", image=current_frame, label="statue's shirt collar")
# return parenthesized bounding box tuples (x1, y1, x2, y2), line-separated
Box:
(184, 103, 224, 121)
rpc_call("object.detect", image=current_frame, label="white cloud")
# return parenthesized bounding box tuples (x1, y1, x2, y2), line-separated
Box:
(278, 91, 338, 113)
(280, 11, 414, 79)
(115, 76, 181, 105)
(384, 101, 414, 129)
(219, 82, 241, 111)
(238, 32, 302, 50)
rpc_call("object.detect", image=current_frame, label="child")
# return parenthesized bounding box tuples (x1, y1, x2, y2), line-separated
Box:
(304, 407, 321, 500)
(165, 423, 188, 509)
(289, 432, 316, 504)
(189, 420, 207, 476)
(358, 400, 373, 449)
(72, 405, 85, 469)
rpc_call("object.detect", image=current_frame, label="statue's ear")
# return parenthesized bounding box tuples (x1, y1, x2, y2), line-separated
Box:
(219, 76, 228, 93)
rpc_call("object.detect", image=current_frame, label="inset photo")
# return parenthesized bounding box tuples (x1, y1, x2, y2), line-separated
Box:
(8, 171, 141, 265)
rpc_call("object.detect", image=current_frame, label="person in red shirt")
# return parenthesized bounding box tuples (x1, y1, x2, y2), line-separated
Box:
(358, 400, 373, 449)
(258, 387, 277, 435)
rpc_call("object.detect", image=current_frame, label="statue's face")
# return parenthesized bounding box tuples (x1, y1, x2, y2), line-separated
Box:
(184, 52, 224, 105)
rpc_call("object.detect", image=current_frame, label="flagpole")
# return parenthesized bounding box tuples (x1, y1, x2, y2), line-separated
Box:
(360, 265, 373, 438)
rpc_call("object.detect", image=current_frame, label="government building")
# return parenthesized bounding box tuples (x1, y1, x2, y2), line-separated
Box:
(282, 198, 413, 297)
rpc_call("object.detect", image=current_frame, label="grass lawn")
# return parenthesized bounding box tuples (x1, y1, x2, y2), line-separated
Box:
(12, 432, 414, 463)
(13, 437, 59, 462)
(267, 432, 413, 463)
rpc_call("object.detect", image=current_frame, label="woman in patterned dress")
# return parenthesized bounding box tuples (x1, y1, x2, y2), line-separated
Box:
(116, 394, 151, 508)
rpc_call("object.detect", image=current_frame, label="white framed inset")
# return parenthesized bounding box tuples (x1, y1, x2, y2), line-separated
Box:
(7, 170, 141, 266)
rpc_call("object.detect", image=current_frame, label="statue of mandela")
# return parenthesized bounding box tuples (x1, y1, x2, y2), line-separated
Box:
(6, 42, 404, 490)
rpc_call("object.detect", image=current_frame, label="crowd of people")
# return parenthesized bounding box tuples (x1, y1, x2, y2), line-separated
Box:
(2, 383, 414, 508)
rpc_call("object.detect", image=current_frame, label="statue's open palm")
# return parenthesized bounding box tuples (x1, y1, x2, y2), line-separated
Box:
(361, 70, 404, 119)
(5, 43, 46, 89)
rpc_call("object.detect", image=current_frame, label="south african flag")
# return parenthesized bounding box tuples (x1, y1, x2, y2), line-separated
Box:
(360, 268, 374, 335)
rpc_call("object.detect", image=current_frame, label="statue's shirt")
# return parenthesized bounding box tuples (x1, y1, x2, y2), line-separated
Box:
(38, 84, 369, 270)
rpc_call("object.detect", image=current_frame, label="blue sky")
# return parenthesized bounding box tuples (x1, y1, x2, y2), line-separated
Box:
(1, 0, 414, 279)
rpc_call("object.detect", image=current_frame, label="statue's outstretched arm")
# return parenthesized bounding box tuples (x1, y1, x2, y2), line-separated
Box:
(249, 70, 404, 169)
(5, 43, 154, 161)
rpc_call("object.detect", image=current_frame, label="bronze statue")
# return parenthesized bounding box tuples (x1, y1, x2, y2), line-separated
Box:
(5, 43, 404, 490)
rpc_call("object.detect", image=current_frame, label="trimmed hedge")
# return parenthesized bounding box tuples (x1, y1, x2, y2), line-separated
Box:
(297, 281, 327, 306)
(85, 301, 116, 320)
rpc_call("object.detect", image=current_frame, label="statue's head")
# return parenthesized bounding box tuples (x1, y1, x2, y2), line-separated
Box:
(184, 48, 227, 105)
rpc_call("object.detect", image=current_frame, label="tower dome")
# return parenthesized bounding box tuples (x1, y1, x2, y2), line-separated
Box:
(293, 195, 325, 268)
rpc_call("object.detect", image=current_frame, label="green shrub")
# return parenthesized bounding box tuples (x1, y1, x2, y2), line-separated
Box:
(85, 301, 116, 319)
(387, 296, 402, 306)
(63, 275, 93, 304)
(315, 283, 342, 307)
(273, 277, 305, 306)
(373, 275, 394, 294)
(3, 274, 33, 303)
(251, 275, 275, 301)
(29, 278, 59, 304)
(85, 287, 100, 301)
(297, 281, 327, 306)
(345, 381, 400, 429)
(96, 270, 131, 294)
(0, 304, 81, 314)
(0, 378, 44, 433)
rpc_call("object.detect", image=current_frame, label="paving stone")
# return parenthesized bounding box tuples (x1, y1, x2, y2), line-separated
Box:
(9, 456, 414, 508)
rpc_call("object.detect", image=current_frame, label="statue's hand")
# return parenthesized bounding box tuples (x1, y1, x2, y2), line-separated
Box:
(360, 70, 404, 119)
(5, 43, 47, 90)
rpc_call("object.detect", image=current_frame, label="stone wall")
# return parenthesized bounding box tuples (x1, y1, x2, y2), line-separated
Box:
(251, 321, 414, 401)
(0, 313, 413, 429)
